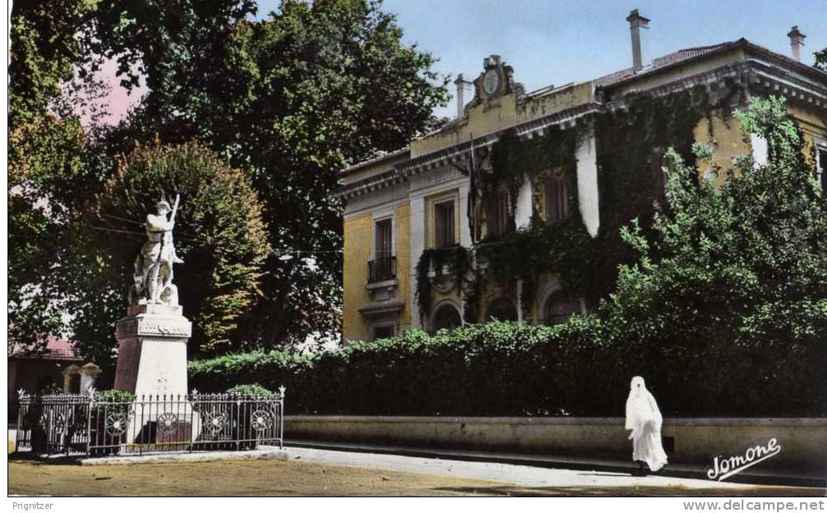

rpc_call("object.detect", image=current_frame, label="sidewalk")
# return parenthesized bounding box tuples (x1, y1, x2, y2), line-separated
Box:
(285, 439, 827, 489)
(9, 442, 825, 495)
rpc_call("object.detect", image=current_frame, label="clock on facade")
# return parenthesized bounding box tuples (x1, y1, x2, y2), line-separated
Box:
(482, 69, 500, 96)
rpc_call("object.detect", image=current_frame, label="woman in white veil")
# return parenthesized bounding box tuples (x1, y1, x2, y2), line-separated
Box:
(625, 376, 668, 475)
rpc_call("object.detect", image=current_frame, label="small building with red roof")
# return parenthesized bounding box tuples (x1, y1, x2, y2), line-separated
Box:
(8, 337, 86, 419)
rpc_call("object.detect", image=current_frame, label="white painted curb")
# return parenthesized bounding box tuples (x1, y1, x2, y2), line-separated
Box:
(80, 447, 290, 465)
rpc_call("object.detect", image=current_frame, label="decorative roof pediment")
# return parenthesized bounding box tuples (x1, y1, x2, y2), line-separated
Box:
(467, 55, 523, 109)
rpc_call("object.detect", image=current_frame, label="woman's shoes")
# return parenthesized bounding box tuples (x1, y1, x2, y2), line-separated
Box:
(632, 460, 650, 476)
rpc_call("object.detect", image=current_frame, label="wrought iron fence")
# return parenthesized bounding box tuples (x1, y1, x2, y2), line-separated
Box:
(14, 388, 285, 456)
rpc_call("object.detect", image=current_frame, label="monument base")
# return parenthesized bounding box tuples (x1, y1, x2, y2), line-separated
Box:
(128, 412, 199, 449)
(114, 304, 200, 445)
(114, 303, 193, 398)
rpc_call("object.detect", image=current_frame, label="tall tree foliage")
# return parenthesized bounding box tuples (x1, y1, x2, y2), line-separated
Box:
(73, 142, 270, 364)
(9, 0, 448, 358)
(607, 97, 827, 413)
(98, 0, 449, 346)
(8, 0, 108, 352)
(816, 47, 827, 71)
(9, 0, 100, 126)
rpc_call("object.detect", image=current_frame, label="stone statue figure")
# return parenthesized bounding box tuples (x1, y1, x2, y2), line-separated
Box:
(130, 194, 184, 306)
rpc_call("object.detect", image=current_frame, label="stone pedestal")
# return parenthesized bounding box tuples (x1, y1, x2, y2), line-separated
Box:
(114, 304, 192, 398)
(114, 304, 200, 446)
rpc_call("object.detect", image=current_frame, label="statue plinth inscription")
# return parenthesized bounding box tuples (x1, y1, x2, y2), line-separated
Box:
(116, 307, 192, 339)
(113, 309, 192, 397)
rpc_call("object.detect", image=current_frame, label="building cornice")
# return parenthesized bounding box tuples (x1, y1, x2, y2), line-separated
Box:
(340, 147, 410, 178)
(336, 56, 827, 201)
(335, 169, 407, 200)
(746, 60, 827, 108)
(336, 103, 604, 200)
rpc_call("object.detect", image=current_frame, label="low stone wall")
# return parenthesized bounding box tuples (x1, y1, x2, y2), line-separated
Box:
(285, 416, 827, 475)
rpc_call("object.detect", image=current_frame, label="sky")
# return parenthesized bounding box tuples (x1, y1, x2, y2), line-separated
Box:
(376, 0, 827, 118)
(105, 0, 827, 122)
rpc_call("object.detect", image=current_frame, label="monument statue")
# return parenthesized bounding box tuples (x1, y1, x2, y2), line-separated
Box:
(130, 194, 184, 306)
(116, 192, 193, 398)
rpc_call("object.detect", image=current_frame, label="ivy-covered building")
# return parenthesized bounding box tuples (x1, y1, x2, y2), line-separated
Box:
(336, 14, 827, 342)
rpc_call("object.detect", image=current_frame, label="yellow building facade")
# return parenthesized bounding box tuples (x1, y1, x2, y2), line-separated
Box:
(338, 25, 827, 342)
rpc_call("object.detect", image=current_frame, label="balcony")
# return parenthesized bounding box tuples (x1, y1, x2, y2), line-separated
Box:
(368, 255, 397, 284)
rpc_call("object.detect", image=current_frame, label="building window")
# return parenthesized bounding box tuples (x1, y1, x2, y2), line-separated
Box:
(487, 189, 513, 238)
(545, 174, 569, 223)
(375, 218, 392, 258)
(373, 324, 396, 341)
(368, 218, 396, 282)
(431, 303, 462, 333)
(818, 146, 826, 192)
(486, 298, 518, 322)
(544, 290, 581, 325)
(434, 200, 456, 248)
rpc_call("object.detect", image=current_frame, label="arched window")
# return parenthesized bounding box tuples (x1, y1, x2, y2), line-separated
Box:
(431, 303, 462, 333)
(486, 298, 518, 322)
(544, 290, 581, 325)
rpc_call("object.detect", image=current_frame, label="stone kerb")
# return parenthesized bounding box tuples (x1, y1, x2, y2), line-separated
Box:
(284, 415, 827, 475)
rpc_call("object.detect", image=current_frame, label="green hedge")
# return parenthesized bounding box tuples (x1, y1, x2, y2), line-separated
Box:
(189, 318, 826, 417)
(226, 383, 275, 397)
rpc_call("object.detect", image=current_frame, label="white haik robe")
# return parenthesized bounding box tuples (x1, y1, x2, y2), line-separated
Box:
(625, 376, 668, 472)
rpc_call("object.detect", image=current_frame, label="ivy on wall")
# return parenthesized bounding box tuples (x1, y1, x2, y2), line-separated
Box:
(475, 217, 593, 320)
(589, 80, 745, 303)
(415, 80, 748, 322)
(472, 125, 589, 318)
(487, 126, 581, 211)
(415, 245, 472, 318)
(414, 124, 590, 322)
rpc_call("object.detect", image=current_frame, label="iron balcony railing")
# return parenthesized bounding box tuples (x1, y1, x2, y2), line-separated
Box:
(368, 255, 397, 283)
(14, 388, 285, 456)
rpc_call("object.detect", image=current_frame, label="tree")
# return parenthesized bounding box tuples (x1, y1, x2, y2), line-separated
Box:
(72, 142, 270, 363)
(8, 0, 109, 353)
(8, 116, 86, 352)
(606, 97, 827, 415)
(816, 47, 827, 71)
(96, 0, 449, 347)
(9, 0, 101, 126)
(9, 0, 448, 358)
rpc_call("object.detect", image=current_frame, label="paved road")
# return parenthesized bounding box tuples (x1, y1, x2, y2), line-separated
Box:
(10, 446, 825, 496)
(285, 447, 825, 495)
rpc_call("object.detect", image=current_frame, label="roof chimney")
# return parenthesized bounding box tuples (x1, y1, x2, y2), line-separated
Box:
(787, 25, 806, 61)
(454, 74, 470, 119)
(626, 9, 650, 72)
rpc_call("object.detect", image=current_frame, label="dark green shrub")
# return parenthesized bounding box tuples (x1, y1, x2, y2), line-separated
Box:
(190, 319, 611, 416)
(94, 389, 136, 403)
(226, 383, 274, 397)
(92, 389, 136, 418)
(189, 313, 825, 417)
(87, 389, 136, 456)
